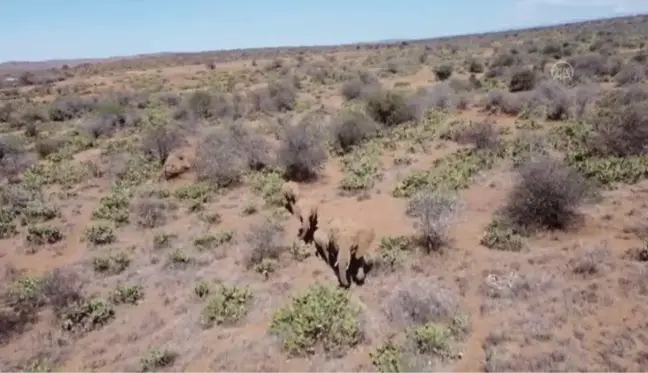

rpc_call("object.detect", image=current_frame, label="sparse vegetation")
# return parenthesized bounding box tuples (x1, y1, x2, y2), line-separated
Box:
(193, 230, 234, 251)
(373, 277, 468, 370)
(341, 71, 380, 100)
(132, 196, 176, 228)
(244, 217, 285, 276)
(448, 119, 501, 150)
(2, 13, 648, 372)
(383, 276, 461, 327)
(141, 125, 184, 165)
(393, 148, 500, 197)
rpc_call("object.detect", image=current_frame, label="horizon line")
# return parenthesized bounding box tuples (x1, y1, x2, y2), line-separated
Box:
(1, 12, 645, 66)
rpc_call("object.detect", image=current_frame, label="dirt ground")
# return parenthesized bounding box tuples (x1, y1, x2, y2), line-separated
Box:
(2, 14, 648, 372)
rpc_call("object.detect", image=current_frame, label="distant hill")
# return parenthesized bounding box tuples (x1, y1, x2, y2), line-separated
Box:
(0, 59, 108, 73)
(1, 13, 646, 75)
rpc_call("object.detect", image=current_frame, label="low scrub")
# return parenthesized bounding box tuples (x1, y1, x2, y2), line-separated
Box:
(277, 117, 328, 181)
(270, 285, 363, 357)
(329, 110, 381, 155)
(503, 157, 589, 231)
(365, 89, 419, 127)
(406, 190, 461, 253)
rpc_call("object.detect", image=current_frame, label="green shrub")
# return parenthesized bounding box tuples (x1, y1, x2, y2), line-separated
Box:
(193, 230, 234, 251)
(166, 249, 193, 269)
(467, 59, 484, 73)
(269, 285, 363, 357)
(174, 182, 214, 206)
(371, 339, 407, 373)
(92, 188, 131, 224)
(26, 225, 64, 245)
(110, 284, 144, 305)
(339, 143, 382, 192)
(153, 233, 176, 249)
(434, 65, 453, 81)
(329, 111, 380, 155)
(407, 322, 453, 358)
(503, 157, 589, 231)
(247, 168, 285, 207)
(508, 69, 536, 92)
(20, 201, 60, 225)
(549, 120, 648, 186)
(61, 297, 115, 333)
(480, 218, 525, 252)
(85, 224, 116, 245)
(407, 190, 461, 253)
(92, 252, 130, 274)
(194, 281, 211, 299)
(393, 149, 499, 198)
(5, 275, 45, 315)
(277, 117, 328, 182)
(201, 284, 252, 327)
(244, 217, 285, 274)
(373, 236, 414, 272)
(140, 348, 177, 372)
(0, 220, 17, 238)
(370, 320, 467, 371)
(365, 89, 417, 127)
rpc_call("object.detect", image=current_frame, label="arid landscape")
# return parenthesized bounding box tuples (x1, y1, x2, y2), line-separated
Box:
(2, 14, 648, 372)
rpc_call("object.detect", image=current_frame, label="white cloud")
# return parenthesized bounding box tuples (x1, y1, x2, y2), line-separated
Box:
(495, 0, 648, 33)
(511, 0, 645, 26)
(516, 0, 635, 13)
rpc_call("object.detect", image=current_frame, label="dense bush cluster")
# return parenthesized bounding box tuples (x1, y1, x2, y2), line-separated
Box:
(277, 116, 328, 181)
(503, 157, 589, 231)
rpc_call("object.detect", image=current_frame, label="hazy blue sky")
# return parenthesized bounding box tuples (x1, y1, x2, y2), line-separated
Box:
(2, 0, 648, 62)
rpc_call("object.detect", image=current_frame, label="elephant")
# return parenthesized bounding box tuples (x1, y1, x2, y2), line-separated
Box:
(312, 228, 334, 264)
(281, 181, 319, 244)
(280, 181, 301, 209)
(315, 217, 376, 288)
